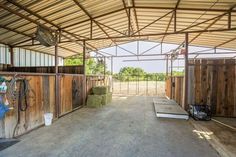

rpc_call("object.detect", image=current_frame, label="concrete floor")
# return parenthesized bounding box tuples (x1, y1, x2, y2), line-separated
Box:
(0, 96, 219, 157)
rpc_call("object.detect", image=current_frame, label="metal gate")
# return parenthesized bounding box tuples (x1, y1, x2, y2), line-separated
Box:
(112, 74, 165, 96)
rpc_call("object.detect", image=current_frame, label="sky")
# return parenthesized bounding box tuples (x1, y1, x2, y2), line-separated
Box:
(91, 41, 236, 73)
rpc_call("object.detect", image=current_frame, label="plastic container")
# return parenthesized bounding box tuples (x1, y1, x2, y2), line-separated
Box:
(44, 113, 53, 126)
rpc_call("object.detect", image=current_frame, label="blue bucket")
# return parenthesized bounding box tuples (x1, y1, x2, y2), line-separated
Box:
(0, 103, 10, 119)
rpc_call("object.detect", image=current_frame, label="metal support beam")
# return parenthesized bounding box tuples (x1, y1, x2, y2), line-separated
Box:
(174, 10, 177, 32)
(58, 27, 236, 43)
(111, 56, 113, 75)
(82, 40, 86, 106)
(132, 6, 236, 13)
(9, 46, 14, 66)
(90, 21, 93, 39)
(189, 11, 228, 43)
(122, 0, 134, 35)
(184, 33, 189, 110)
(132, 11, 172, 35)
(170, 56, 173, 99)
(161, 43, 163, 54)
(216, 37, 236, 48)
(128, 8, 131, 36)
(103, 56, 106, 76)
(132, 0, 140, 35)
(228, 11, 231, 29)
(55, 43, 60, 118)
(166, 55, 168, 76)
(139, 43, 161, 55)
(0, 2, 92, 51)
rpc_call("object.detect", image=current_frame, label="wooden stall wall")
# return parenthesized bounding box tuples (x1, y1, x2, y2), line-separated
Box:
(59, 74, 84, 116)
(165, 77, 171, 98)
(165, 76, 184, 106)
(0, 74, 112, 138)
(3, 65, 84, 74)
(174, 77, 184, 107)
(190, 59, 236, 117)
(0, 75, 55, 138)
(0, 64, 10, 71)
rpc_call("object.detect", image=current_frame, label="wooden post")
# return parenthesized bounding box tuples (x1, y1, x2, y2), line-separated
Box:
(174, 10, 177, 32)
(166, 55, 168, 77)
(184, 33, 189, 109)
(161, 43, 163, 54)
(228, 11, 231, 29)
(9, 46, 14, 66)
(170, 56, 173, 99)
(111, 56, 113, 75)
(82, 40, 86, 106)
(111, 56, 113, 92)
(128, 8, 131, 36)
(103, 56, 106, 76)
(90, 21, 93, 39)
(55, 43, 60, 118)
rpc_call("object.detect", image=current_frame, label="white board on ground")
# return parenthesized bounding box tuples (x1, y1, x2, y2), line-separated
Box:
(153, 98, 189, 120)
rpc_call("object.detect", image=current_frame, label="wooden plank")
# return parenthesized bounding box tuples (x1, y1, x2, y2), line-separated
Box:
(225, 59, 235, 117)
(165, 77, 171, 98)
(188, 64, 195, 106)
(0, 75, 57, 138)
(72, 76, 83, 109)
(201, 60, 208, 104)
(194, 60, 201, 104)
(49, 76, 56, 118)
(60, 75, 73, 115)
(4, 66, 84, 74)
(216, 60, 226, 116)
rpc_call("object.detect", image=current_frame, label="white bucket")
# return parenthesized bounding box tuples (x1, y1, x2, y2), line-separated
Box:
(44, 113, 53, 126)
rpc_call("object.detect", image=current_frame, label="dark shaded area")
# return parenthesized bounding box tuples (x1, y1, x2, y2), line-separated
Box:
(0, 139, 20, 151)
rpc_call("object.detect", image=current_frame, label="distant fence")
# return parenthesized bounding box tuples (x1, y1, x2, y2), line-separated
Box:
(112, 75, 165, 96)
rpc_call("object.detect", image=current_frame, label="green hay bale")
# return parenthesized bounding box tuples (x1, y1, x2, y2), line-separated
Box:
(86, 95, 102, 108)
(92, 86, 110, 95)
(107, 92, 112, 103)
(101, 94, 108, 106)
(101, 93, 113, 105)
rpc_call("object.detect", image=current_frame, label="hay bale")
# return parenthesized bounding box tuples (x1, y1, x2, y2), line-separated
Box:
(101, 95, 108, 106)
(101, 93, 112, 105)
(86, 95, 102, 108)
(92, 86, 109, 95)
(107, 92, 112, 103)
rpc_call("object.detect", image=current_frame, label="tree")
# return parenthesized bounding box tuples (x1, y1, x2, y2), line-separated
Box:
(116, 66, 167, 81)
(64, 56, 105, 75)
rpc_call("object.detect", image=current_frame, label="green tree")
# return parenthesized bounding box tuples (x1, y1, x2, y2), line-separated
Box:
(64, 57, 105, 75)
(116, 66, 167, 81)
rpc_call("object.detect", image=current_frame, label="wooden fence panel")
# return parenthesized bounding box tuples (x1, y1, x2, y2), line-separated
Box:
(0, 74, 86, 138)
(165, 77, 171, 98)
(190, 59, 236, 117)
(59, 75, 84, 116)
(165, 59, 235, 117)
(0, 75, 55, 138)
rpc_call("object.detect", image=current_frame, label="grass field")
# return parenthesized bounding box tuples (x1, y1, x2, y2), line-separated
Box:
(112, 81, 165, 96)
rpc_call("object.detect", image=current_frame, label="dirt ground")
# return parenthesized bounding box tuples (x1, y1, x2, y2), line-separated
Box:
(0, 96, 219, 157)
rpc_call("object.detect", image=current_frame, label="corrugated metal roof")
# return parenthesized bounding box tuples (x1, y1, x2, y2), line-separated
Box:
(0, 0, 235, 57)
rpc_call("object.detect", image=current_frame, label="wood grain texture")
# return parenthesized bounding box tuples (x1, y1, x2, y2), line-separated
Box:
(60, 75, 84, 116)
(0, 75, 56, 138)
(166, 59, 235, 117)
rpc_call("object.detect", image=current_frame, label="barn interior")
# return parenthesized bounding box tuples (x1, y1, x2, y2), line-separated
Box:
(0, 0, 235, 157)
